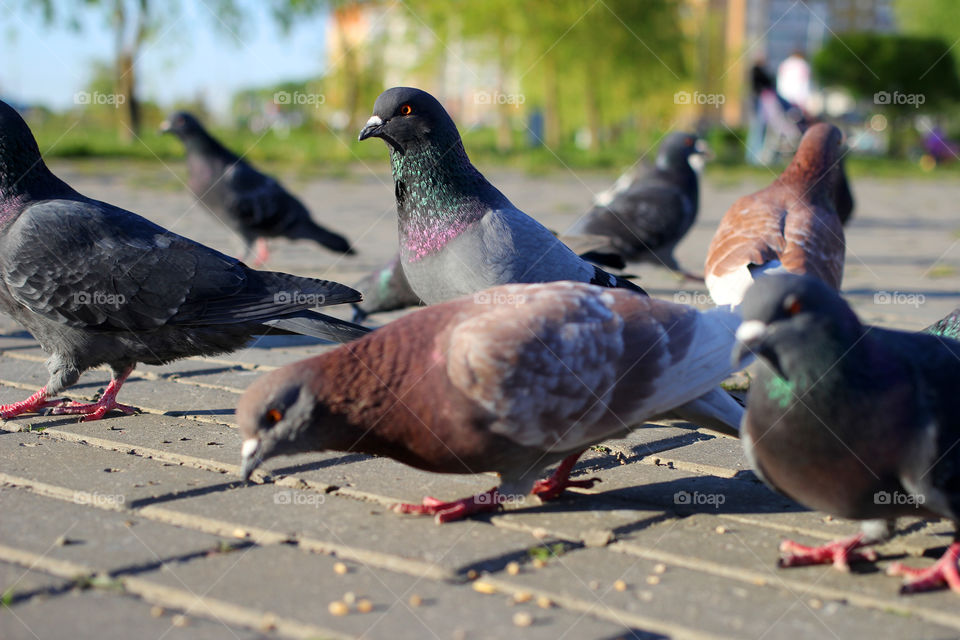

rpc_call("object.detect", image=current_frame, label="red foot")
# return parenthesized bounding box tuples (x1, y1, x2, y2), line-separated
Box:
(392, 488, 500, 524)
(530, 451, 600, 501)
(47, 368, 137, 422)
(887, 542, 960, 594)
(0, 387, 67, 419)
(252, 238, 270, 267)
(779, 534, 878, 571)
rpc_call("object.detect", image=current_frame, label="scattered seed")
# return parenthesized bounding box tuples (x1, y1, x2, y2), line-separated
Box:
(809, 598, 823, 610)
(532, 558, 546, 569)
(356, 599, 373, 613)
(231, 528, 248, 539)
(408, 594, 422, 607)
(259, 614, 277, 632)
(614, 580, 627, 592)
(512, 611, 533, 627)
(715, 526, 727, 534)
(150, 606, 164, 618)
(513, 591, 532, 604)
(328, 601, 349, 616)
(172, 614, 188, 627)
(536, 596, 553, 609)
(333, 562, 348, 575)
(588, 580, 600, 590)
(653, 563, 667, 574)
(472, 581, 497, 595)
(466, 569, 478, 580)
(638, 590, 654, 602)
(646, 575, 660, 585)
(343, 592, 356, 605)
(506, 561, 520, 575)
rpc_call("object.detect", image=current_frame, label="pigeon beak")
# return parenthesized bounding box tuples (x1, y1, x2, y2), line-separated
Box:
(358, 115, 384, 142)
(694, 139, 715, 161)
(158, 119, 172, 134)
(239, 438, 262, 482)
(732, 320, 767, 368)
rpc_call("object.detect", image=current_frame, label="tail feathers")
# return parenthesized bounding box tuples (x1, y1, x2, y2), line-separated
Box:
(662, 387, 744, 437)
(256, 271, 362, 307)
(293, 220, 355, 255)
(262, 310, 371, 343)
(578, 250, 626, 271)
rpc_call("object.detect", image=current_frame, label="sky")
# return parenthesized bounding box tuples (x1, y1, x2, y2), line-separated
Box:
(0, 0, 331, 117)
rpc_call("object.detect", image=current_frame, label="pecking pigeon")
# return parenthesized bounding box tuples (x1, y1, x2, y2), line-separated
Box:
(566, 132, 707, 279)
(705, 123, 846, 307)
(238, 281, 744, 523)
(734, 274, 960, 594)
(357, 87, 645, 304)
(0, 100, 368, 422)
(161, 111, 354, 266)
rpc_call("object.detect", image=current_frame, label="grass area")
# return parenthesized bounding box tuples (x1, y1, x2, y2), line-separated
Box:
(30, 116, 960, 180)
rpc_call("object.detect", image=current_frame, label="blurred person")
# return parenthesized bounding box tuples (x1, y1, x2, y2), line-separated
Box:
(777, 50, 812, 115)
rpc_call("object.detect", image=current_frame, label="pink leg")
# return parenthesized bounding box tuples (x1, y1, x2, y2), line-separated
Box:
(778, 533, 879, 571)
(0, 387, 67, 419)
(48, 368, 138, 422)
(252, 238, 270, 267)
(531, 451, 601, 501)
(887, 542, 960, 594)
(392, 488, 501, 524)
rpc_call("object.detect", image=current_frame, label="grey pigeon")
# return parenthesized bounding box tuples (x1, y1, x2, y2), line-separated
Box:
(238, 282, 743, 523)
(734, 274, 960, 593)
(0, 100, 368, 421)
(161, 111, 353, 265)
(357, 87, 645, 304)
(566, 132, 707, 279)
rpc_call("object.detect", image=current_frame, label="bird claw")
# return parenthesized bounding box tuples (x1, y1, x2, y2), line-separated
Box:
(887, 543, 960, 594)
(391, 488, 501, 524)
(778, 534, 878, 571)
(0, 395, 67, 419)
(531, 475, 601, 501)
(47, 399, 139, 422)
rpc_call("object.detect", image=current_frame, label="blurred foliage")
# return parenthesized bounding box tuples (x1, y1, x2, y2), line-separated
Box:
(894, 0, 960, 73)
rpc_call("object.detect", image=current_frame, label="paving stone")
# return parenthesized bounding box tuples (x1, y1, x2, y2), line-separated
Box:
(0, 561, 71, 603)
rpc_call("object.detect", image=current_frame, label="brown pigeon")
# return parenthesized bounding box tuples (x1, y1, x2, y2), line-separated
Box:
(704, 123, 846, 307)
(237, 281, 743, 523)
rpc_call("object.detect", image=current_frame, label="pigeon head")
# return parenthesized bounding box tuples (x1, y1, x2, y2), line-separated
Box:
(0, 101, 59, 202)
(781, 123, 846, 195)
(657, 132, 710, 171)
(733, 273, 861, 376)
(159, 111, 206, 139)
(358, 87, 461, 155)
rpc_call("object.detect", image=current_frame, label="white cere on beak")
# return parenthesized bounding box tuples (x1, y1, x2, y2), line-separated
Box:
(735, 320, 767, 343)
(364, 115, 383, 128)
(241, 438, 260, 459)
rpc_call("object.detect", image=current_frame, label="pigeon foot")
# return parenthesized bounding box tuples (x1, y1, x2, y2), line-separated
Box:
(887, 542, 960, 594)
(531, 451, 600, 501)
(392, 488, 501, 524)
(0, 387, 67, 419)
(47, 368, 137, 422)
(778, 534, 878, 570)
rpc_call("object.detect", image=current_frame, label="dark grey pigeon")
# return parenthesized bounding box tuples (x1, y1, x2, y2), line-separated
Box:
(357, 87, 645, 304)
(733, 274, 960, 594)
(161, 111, 353, 265)
(566, 132, 707, 279)
(0, 100, 368, 421)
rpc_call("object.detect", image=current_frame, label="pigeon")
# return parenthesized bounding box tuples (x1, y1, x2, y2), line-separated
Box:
(357, 87, 645, 304)
(926, 309, 960, 341)
(835, 155, 854, 226)
(0, 100, 368, 421)
(566, 132, 707, 279)
(238, 281, 744, 523)
(705, 123, 846, 307)
(733, 274, 960, 593)
(350, 253, 422, 323)
(161, 111, 354, 266)
(349, 242, 627, 323)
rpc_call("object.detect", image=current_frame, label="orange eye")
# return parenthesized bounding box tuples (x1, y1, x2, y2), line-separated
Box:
(400, 104, 412, 116)
(266, 408, 283, 424)
(785, 296, 802, 315)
